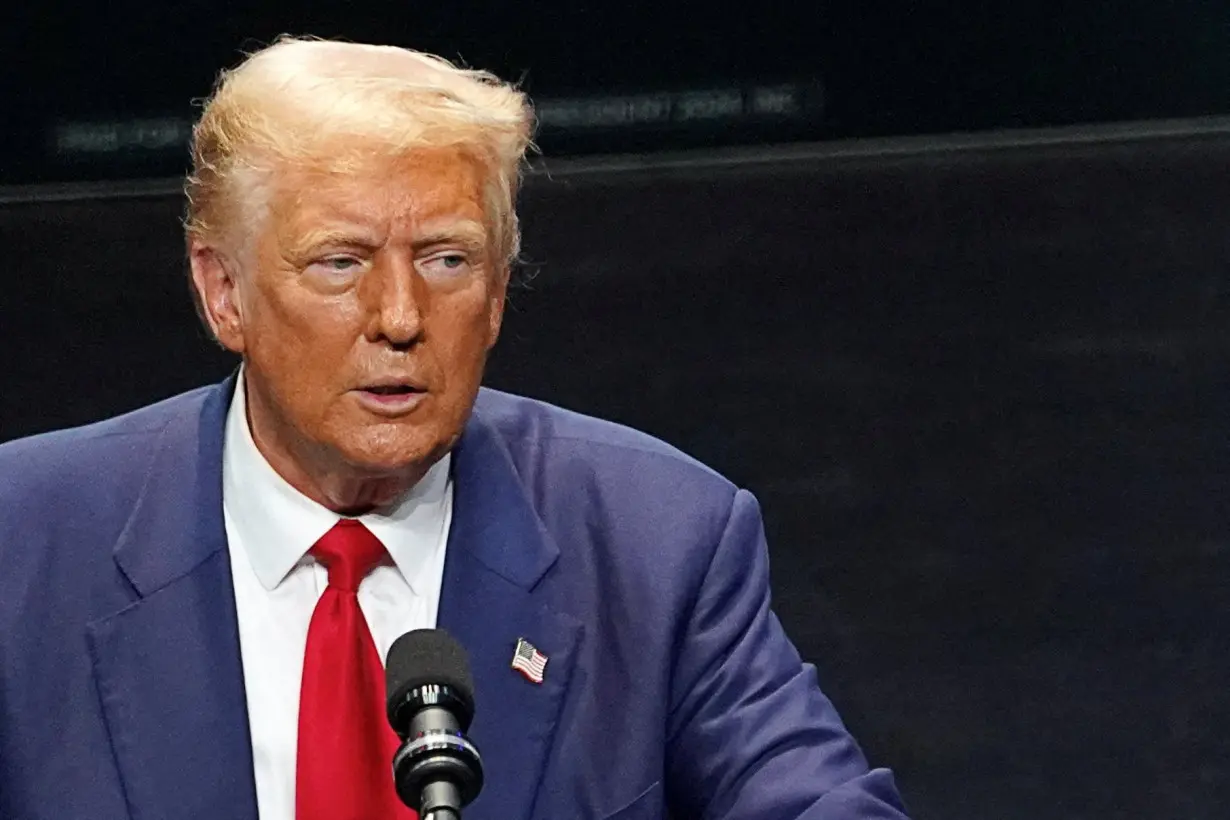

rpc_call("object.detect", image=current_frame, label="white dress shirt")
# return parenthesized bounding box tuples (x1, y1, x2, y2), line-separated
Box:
(222, 375, 453, 820)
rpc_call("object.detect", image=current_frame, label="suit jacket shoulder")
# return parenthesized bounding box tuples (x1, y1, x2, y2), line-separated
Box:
(0, 386, 214, 514)
(474, 387, 721, 478)
(0, 385, 223, 651)
(473, 387, 739, 542)
(472, 387, 745, 608)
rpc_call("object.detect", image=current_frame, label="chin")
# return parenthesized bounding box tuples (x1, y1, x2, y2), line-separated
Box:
(335, 429, 448, 478)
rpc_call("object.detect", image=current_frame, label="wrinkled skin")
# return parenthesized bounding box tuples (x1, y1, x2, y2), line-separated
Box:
(190, 147, 506, 513)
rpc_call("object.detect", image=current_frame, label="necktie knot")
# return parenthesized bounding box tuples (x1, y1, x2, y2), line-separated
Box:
(310, 519, 388, 592)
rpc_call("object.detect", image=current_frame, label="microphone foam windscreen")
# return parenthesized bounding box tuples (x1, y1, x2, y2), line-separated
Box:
(385, 629, 475, 706)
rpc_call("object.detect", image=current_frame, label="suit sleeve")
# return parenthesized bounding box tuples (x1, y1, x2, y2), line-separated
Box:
(664, 489, 910, 819)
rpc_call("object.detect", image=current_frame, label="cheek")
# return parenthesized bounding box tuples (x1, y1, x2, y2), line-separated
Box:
(246, 282, 358, 363)
(436, 295, 498, 367)
(422, 299, 497, 422)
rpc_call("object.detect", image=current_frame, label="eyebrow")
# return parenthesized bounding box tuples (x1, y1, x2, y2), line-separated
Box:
(414, 220, 489, 249)
(288, 226, 383, 255)
(285, 219, 490, 257)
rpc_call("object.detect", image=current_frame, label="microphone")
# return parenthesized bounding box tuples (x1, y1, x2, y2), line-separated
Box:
(385, 629, 484, 819)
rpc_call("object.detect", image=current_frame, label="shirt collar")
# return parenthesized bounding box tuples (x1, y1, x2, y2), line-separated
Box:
(221, 371, 452, 594)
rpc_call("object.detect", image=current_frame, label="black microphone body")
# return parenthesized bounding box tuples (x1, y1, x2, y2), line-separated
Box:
(386, 630, 484, 819)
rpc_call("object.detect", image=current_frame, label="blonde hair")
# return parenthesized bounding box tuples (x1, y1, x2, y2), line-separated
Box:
(185, 36, 535, 267)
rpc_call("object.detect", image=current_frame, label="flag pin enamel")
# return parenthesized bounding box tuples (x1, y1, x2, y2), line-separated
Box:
(511, 637, 548, 684)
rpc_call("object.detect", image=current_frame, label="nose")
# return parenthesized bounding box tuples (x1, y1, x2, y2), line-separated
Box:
(363, 255, 424, 348)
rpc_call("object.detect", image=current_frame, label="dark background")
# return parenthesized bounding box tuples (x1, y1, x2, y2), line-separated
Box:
(5, 4, 1230, 818)
(6, 1, 1230, 182)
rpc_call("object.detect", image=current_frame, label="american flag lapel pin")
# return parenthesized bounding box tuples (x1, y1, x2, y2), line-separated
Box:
(511, 637, 548, 684)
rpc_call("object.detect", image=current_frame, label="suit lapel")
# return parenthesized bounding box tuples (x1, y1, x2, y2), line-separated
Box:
(87, 376, 259, 820)
(438, 407, 583, 820)
(86, 378, 578, 820)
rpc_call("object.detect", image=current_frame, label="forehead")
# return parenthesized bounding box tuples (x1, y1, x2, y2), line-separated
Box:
(267, 147, 489, 237)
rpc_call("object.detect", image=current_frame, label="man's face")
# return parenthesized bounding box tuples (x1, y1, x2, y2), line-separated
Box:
(193, 147, 506, 502)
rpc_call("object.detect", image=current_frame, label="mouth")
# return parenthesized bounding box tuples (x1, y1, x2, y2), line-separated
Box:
(353, 381, 428, 413)
(362, 384, 421, 396)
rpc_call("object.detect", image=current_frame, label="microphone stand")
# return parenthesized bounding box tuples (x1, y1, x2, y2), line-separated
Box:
(419, 779, 463, 819)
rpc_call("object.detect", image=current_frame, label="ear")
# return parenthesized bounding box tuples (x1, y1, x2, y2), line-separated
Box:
(189, 240, 246, 354)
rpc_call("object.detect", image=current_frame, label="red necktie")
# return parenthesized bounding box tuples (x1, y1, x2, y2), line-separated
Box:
(296, 519, 416, 820)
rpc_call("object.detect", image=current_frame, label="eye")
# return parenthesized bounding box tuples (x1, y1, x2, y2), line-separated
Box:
(309, 256, 364, 276)
(420, 252, 472, 278)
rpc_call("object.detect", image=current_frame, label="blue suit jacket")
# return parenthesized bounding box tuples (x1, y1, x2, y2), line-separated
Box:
(0, 376, 908, 819)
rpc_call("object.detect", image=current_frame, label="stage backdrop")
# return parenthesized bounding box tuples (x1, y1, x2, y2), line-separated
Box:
(3, 130, 1230, 819)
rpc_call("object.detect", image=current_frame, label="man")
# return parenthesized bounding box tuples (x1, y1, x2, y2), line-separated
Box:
(0, 37, 909, 819)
